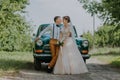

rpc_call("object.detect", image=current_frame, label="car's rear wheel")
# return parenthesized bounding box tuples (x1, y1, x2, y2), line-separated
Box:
(34, 58, 41, 70)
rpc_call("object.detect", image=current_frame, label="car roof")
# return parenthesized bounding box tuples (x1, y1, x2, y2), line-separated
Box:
(39, 23, 64, 27)
(39, 24, 50, 27)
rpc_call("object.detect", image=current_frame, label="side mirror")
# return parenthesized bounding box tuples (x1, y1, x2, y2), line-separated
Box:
(32, 33, 36, 42)
(33, 33, 36, 37)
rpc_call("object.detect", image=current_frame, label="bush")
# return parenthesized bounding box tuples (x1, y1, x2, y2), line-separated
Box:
(83, 25, 120, 47)
(0, 0, 32, 51)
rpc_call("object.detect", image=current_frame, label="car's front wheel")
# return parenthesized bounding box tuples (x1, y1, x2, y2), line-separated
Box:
(34, 58, 41, 70)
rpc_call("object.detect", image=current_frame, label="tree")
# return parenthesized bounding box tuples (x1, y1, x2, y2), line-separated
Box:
(95, 25, 120, 47)
(78, 0, 120, 47)
(83, 25, 120, 47)
(78, 0, 120, 26)
(0, 0, 31, 51)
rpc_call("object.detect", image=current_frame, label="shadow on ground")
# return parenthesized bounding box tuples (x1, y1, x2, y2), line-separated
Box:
(0, 59, 33, 71)
(0, 58, 49, 73)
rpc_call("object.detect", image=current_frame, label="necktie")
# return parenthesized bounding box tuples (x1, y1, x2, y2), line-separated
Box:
(56, 25, 60, 27)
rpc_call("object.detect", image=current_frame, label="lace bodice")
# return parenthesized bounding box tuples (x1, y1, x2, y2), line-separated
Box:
(61, 26, 71, 41)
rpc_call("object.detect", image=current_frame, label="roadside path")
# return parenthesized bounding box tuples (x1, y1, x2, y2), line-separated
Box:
(0, 57, 120, 80)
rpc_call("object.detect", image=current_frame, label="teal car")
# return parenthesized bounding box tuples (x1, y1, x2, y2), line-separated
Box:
(33, 24, 90, 70)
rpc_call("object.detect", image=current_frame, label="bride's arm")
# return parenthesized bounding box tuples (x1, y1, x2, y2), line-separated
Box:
(59, 32, 63, 42)
(69, 32, 72, 37)
(68, 27, 72, 37)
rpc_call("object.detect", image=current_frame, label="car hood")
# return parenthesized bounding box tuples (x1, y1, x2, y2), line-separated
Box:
(41, 34, 51, 45)
(75, 37, 87, 46)
(40, 34, 87, 46)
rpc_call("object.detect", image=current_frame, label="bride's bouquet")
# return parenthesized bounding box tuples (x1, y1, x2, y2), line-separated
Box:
(58, 41, 64, 46)
(57, 37, 65, 46)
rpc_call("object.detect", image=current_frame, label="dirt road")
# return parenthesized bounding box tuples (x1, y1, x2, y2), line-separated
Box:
(1, 57, 120, 80)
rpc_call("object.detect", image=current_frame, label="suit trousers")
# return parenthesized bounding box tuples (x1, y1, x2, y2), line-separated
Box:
(48, 39, 60, 68)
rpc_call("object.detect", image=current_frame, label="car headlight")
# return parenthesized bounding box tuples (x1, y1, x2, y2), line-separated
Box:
(82, 41, 88, 47)
(36, 40, 43, 46)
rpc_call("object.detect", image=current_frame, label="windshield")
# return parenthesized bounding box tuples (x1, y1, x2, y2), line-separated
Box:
(36, 24, 50, 37)
(37, 24, 78, 37)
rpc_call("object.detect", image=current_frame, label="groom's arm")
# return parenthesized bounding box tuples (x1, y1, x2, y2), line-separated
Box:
(35, 24, 52, 41)
(38, 26, 52, 38)
(59, 32, 63, 42)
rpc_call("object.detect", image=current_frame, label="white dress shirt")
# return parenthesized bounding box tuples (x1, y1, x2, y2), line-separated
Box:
(38, 23, 61, 40)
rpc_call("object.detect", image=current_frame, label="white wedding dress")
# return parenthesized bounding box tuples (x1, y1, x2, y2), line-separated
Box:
(53, 26, 88, 74)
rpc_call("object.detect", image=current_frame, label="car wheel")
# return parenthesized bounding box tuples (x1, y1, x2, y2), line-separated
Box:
(34, 58, 41, 70)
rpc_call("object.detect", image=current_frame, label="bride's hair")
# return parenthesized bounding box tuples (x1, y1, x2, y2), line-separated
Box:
(63, 16, 71, 23)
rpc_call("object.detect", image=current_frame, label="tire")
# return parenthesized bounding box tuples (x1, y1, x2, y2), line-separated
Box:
(34, 58, 41, 70)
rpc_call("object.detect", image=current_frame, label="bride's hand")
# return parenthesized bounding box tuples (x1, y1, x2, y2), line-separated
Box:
(69, 32, 72, 37)
(63, 39, 67, 44)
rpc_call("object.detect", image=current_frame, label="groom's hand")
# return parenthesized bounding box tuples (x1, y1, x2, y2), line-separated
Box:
(55, 41, 60, 46)
(56, 41, 59, 45)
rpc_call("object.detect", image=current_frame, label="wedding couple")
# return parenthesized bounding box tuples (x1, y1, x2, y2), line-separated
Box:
(36, 16, 88, 74)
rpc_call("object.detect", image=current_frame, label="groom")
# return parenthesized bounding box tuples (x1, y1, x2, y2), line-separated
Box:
(35, 16, 62, 73)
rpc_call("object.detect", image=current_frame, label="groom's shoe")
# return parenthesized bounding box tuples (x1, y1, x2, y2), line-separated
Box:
(47, 66, 53, 73)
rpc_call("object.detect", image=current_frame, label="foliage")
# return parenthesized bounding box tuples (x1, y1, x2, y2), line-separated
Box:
(95, 25, 120, 47)
(78, 0, 120, 27)
(79, 0, 120, 47)
(83, 25, 120, 47)
(0, 0, 32, 51)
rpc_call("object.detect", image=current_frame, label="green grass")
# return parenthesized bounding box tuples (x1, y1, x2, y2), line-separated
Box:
(0, 47, 119, 76)
(91, 47, 120, 68)
(0, 52, 33, 76)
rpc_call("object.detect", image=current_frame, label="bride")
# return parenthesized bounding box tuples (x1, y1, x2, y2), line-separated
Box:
(53, 16, 88, 74)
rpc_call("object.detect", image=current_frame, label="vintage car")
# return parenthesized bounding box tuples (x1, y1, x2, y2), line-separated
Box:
(33, 24, 90, 70)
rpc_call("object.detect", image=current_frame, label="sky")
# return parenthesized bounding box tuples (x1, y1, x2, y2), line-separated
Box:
(25, 0, 102, 35)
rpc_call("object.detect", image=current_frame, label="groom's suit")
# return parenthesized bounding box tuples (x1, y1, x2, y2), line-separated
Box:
(38, 23, 61, 68)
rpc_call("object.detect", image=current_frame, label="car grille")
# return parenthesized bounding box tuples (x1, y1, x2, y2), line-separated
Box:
(43, 45, 81, 54)
(43, 44, 51, 54)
